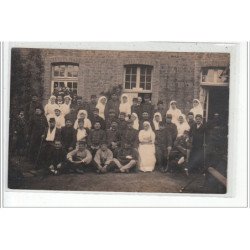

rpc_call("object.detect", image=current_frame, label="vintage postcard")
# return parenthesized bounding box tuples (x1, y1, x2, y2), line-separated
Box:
(2, 42, 247, 207)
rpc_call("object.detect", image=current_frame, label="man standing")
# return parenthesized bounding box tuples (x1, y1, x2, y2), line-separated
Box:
(24, 93, 43, 121)
(186, 114, 206, 175)
(121, 119, 139, 148)
(165, 114, 178, 146)
(104, 92, 120, 119)
(140, 94, 154, 120)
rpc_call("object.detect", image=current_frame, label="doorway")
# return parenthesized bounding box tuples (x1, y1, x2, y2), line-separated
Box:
(207, 87, 229, 124)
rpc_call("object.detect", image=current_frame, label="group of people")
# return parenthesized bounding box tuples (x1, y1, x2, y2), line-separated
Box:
(11, 90, 227, 176)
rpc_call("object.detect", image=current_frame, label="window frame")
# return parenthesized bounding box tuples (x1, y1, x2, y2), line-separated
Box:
(123, 64, 153, 93)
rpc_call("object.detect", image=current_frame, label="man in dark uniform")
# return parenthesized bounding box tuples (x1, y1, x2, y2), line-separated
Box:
(117, 112, 127, 137)
(61, 118, 76, 152)
(89, 107, 106, 130)
(187, 112, 195, 127)
(105, 109, 118, 130)
(154, 100, 166, 123)
(140, 94, 154, 120)
(24, 93, 43, 122)
(121, 119, 139, 148)
(28, 107, 48, 163)
(88, 94, 98, 120)
(139, 112, 155, 130)
(87, 121, 106, 156)
(106, 120, 121, 155)
(155, 121, 172, 172)
(165, 114, 178, 146)
(104, 92, 120, 119)
(131, 97, 140, 116)
(186, 114, 206, 174)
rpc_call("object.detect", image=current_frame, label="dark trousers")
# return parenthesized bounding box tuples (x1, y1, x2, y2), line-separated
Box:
(67, 158, 95, 173)
(155, 145, 167, 170)
(187, 149, 204, 172)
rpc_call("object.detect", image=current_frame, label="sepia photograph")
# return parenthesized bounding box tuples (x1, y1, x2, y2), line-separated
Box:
(6, 43, 231, 195)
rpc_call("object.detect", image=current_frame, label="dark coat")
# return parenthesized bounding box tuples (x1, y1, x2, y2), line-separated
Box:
(116, 147, 138, 165)
(165, 122, 178, 145)
(155, 128, 172, 147)
(61, 126, 76, 150)
(121, 127, 139, 148)
(90, 115, 106, 130)
(104, 99, 120, 119)
(87, 129, 106, 148)
(189, 123, 206, 150)
(139, 102, 154, 120)
(48, 147, 67, 166)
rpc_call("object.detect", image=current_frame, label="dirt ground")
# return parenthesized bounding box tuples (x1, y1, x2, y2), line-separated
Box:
(10, 156, 206, 193)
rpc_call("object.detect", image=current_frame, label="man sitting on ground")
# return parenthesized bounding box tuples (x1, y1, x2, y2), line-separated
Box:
(111, 142, 138, 173)
(66, 140, 93, 174)
(93, 141, 113, 174)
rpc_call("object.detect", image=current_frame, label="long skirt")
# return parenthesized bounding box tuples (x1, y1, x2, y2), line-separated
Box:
(138, 143, 156, 172)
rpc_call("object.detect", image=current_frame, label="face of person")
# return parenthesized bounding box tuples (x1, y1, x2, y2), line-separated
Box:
(70, 107, 75, 113)
(193, 100, 199, 107)
(109, 113, 115, 119)
(145, 97, 150, 103)
(178, 116, 184, 124)
(93, 110, 99, 116)
(119, 114, 125, 120)
(35, 109, 42, 115)
(158, 103, 163, 109)
(91, 97, 97, 103)
(100, 98, 106, 105)
(100, 144, 107, 151)
(51, 98, 56, 104)
(138, 97, 142, 104)
(142, 113, 149, 120)
(94, 122, 101, 130)
(196, 116, 202, 125)
(166, 117, 172, 124)
(188, 115, 194, 121)
(55, 141, 62, 149)
(111, 94, 117, 101)
(49, 121, 55, 128)
(77, 99, 82, 105)
(155, 115, 160, 122)
(171, 102, 176, 109)
(111, 122, 118, 130)
(133, 100, 138, 105)
(80, 113, 86, 119)
(144, 123, 150, 130)
(32, 96, 38, 102)
(131, 114, 136, 121)
(78, 143, 86, 151)
(55, 110, 61, 116)
(122, 96, 127, 103)
(78, 122, 84, 129)
(57, 96, 63, 102)
(65, 120, 72, 127)
(64, 98, 70, 104)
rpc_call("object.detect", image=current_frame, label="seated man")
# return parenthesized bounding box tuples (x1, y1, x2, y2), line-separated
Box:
(168, 130, 191, 174)
(121, 119, 139, 148)
(87, 121, 106, 156)
(47, 140, 67, 175)
(66, 140, 93, 174)
(93, 141, 113, 174)
(111, 142, 138, 173)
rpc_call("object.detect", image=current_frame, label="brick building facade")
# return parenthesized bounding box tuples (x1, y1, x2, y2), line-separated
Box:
(12, 48, 230, 120)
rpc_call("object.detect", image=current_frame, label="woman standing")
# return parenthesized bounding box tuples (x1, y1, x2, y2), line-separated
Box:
(96, 96, 107, 120)
(44, 95, 59, 117)
(61, 95, 72, 116)
(138, 121, 156, 172)
(166, 100, 182, 125)
(176, 114, 190, 137)
(119, 94, 131, 118)
(190, 99, 203, 119)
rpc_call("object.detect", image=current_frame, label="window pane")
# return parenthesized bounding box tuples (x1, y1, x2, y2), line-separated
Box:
(131, 81, 136, 89)
(125, 75, 130, 82)
(125, 81, 130, 89)
(131, 67, 137, 74)
(53, 66, 60, 77)
(140, 74, 145, 83)
(59, 82, 65, 88)
(73, 66, 79, 77)
(146, 75, 151, 82)
(131, 74, 136, 82)
(67, 82, 72, 88)
(141, 67, 146, 75)
(60, 66, 66, 77)
(140, 82, 145, 89)
(146, 82, 151, 90)
(54, 82, 58, 88)
(73, 82, 77, 88)
(68, 65, 73, 77)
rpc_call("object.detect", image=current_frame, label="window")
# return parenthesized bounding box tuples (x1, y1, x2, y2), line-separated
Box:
(201, 67, 229, 84)
(51, 63, 79, 94)
(124, 65, 153, 91)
